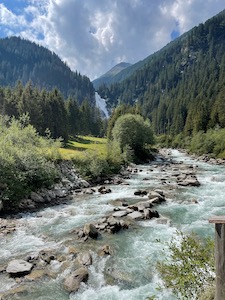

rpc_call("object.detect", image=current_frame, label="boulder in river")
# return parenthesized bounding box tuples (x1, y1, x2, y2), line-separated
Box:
(134, 189, 148, 196)
(83, 223, 98, 239)
(127, 211, 143, 220)
(177, 174, 200, 187)
(77, 252, 92, 266)
(6, 259, 33, 277)
(98, 244, 111, 256)
(63, 267, 89, 293)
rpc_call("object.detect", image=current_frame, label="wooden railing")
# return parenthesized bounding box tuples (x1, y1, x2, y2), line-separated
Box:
(209, 216, 225, 300)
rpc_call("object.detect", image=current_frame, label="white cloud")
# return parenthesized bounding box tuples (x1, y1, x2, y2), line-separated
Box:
(0, 0, 225, 79)
(0, 3, 27, 27)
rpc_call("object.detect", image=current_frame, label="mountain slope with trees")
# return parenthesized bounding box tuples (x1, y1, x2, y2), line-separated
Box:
(0, 36, 95, 103)
(92, 62, 132, 89)
(98, 9, 225, 138)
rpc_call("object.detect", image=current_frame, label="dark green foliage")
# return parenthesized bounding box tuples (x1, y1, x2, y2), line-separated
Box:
(0, 83, 105, 140)
(0, 36, 95, 103)
(112, 113, 154, 162)
(98, 9, 225, 137)
(157, 231, 215, 299)
(0, 116, 61, 204)
(107, 103, 141, 140)
(72, 152, 111, 180)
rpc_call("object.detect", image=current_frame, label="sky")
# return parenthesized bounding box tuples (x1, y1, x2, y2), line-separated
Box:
(0, 0, 225, 80)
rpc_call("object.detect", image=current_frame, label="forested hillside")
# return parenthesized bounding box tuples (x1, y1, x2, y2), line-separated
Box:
(92, 62, 132, 89)
(0, 37, 95, 103)
(98, 9, 225, 136)
(0, 82, 104, 140)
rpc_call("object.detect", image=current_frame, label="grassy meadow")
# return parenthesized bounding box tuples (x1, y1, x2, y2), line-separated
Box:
(59, 136, 108, 160)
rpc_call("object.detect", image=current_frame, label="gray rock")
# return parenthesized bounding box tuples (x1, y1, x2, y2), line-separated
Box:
(30, 192, 45, 203)
(77, 252, 92, 266)
(6, 259, 33, 277)
(177, 174, 200, 187)
(112, 211, 128, 218)
(127, 211, 143, 220)
(98, 223, 108, 230)
(63, 267, 89, 292)
(134, 189, 148, 196)
(148, 191, 165, 202)
(83, 223, 98, 239)
(98, 244, 111, 256)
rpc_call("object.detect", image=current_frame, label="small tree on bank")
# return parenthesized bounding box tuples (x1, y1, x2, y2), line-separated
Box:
(111, 113, 154, 162)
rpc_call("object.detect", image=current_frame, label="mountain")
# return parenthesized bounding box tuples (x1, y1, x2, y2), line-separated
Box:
(0, 36, 95, 104)
(92, 62, 132, 89)
(98, 9, 225, 136)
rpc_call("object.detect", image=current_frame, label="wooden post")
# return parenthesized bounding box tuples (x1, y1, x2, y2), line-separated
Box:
(209, 216, 225, 300)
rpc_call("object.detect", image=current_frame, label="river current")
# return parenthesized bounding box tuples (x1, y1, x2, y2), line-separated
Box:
(1, 149, 225, 300)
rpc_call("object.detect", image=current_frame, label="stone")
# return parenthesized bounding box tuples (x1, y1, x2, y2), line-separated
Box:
(6, 259, 33, 277)
(148, 191, 165, 202)
(83, 223, 98, 239)
(127, 211, 143, 220)
(30, 192, 45, 203)
(63, 267, 89, 292)
(134, 189, 148, 196)
(77, 252, 92, 266)
(98, 244, 111, 256)
(112, 211, 128, 218)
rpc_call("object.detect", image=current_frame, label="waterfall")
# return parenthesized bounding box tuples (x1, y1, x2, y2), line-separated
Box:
(95, 92, 109, 118)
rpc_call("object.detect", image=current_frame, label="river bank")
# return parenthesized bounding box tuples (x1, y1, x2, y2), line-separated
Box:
(0, 149, 221, 299)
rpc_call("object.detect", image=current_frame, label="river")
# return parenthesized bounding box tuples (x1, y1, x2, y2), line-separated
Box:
(1, 149, 225, 300)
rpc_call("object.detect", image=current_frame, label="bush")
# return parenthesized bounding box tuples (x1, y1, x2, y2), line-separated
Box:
(72, 151, 111, 180)
(112, 113, 154, 162)
(0, 115, 61, 204)
(157, 231, 215, 299)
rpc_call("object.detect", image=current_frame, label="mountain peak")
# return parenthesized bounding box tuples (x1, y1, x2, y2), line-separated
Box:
(92, 62, 132, 89)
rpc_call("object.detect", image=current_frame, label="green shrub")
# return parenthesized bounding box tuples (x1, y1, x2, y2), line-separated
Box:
(72, 151, 111, 180)
(157, 231, 215, 299)
(0, 115, 61, 204)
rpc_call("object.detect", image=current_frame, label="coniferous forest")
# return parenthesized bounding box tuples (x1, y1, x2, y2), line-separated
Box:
(0, 82, 104, 141)
(0, 36, 95, 103)
(98, 9, 225, 139)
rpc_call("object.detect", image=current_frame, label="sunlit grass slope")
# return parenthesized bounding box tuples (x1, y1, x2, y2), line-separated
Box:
(59, 136, 107, 160)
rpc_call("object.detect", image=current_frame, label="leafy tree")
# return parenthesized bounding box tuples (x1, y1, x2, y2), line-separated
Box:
(112, 113, 154, 161)
(157, 231, 215, 300)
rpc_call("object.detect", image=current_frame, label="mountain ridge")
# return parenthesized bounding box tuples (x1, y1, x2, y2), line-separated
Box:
(0, 36, 95, 104)
(92, 62, 132, 89)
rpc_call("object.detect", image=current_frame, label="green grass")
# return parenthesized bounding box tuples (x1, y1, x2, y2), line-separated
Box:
(59, 136, 108, 160)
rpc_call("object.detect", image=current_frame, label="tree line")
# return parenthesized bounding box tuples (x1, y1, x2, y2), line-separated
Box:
(0, 81, 105, 141)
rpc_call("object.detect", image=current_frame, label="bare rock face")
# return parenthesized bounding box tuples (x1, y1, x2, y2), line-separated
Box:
(6, 259, 33, 277)
(63, 267, 89, 293)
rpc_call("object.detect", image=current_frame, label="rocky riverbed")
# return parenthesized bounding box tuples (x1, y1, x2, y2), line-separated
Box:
(0, 150, 213, 300)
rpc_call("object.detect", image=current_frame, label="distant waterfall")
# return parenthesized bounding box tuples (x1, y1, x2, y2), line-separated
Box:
(95, 92, 109, 118)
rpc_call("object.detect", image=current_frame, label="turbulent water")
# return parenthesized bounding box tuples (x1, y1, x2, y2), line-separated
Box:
(1, 149, 225, 300)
